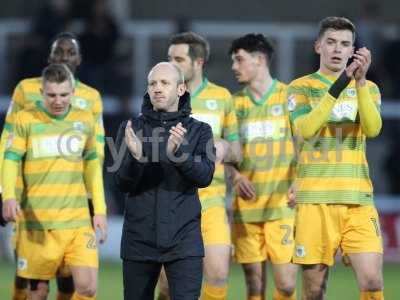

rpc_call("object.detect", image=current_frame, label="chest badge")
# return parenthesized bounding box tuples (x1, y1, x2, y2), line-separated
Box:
(74, 97, 88, 109)
(271, 104, 283, 116)
(346, 88, 356, 98)
(205, 99, 218, 110)
(73, 122, 84, 131)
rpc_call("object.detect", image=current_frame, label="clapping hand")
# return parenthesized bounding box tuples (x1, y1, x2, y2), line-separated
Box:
(167, 122, 187, 155)
(125, 120, 143, 160)
(346, 47, 371, 86)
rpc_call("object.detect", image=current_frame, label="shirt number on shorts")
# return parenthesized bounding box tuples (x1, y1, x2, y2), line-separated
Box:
(85, 233, 97, 249)
(370, 218, 381, 237)
(279, 224, 293, 245)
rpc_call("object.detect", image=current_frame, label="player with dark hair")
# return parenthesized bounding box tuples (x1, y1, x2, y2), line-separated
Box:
(227, 33, 298, 300)
(288, 16, 384, 299)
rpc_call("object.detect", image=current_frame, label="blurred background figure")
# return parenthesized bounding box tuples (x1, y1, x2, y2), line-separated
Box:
(14, 0, 72, 82)
(79, 0, 120, 94)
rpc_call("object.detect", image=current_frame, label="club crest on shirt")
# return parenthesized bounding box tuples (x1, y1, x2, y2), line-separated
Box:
(288, 95, 296, 112)
(205, 99, 218, 110)
(295, 245, 306, 258)
(271, 104, 283, 116)
(346, 88, 356, 98)
(235, 109, 248, 119)
(73, 97, 88, 109)
(17, 258, 28, 270)
(73, 121, 84, 131)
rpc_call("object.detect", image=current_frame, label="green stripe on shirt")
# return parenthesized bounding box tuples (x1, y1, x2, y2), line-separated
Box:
(233, 207, 295, 223)
(297, 163, 369, 179)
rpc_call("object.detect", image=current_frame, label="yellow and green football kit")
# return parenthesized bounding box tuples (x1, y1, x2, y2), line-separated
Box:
(0, 77, 105, 254)
(288, 71, 383, 265)
(191, 79, 239, 246)
(232, 80, 296, 264)
(2, 103, 106, 279)
(0, 77, 105, 189)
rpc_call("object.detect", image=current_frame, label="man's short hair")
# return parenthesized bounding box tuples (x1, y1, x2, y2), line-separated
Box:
(229, 33, 274, 65)
(317, 16, 356, 42)
(148, 62, 185, 85)
(50, 31, 81, 52)
(42, 63, 75, 86)
(169, 32, 210, 64)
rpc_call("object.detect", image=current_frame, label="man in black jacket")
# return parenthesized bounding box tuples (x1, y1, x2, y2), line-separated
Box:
(115, 62, 215, 300)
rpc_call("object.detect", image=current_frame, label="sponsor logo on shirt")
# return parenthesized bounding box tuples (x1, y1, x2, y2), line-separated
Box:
(32, 134, 85, 158)
(240, 120, 285, 141)
(191, 113, 221, 136)
(330, 100, 358, 122)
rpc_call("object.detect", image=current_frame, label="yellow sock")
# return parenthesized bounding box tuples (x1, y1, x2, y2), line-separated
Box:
(12, 286, 27, 300)
(57, 291, 73, 300)
(360, 291, 384, 300)
(247, 296, 263, 300)
(200, 282, 228, 300)
(273, 288, 296, 300)
(71, 293, 95, 300)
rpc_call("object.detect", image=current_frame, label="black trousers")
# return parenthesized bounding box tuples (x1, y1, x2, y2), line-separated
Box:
(123, 257, 203, 300)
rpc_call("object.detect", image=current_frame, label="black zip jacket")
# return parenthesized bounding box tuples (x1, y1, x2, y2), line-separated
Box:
(115, 91, 215, 262)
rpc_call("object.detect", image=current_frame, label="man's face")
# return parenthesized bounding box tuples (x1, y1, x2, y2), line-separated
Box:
(315, 29, 354, 73)
(168, 44, 197, 82)
(48, 38, 82, 74)
(231, 49, 259, 84)
(41, 81, 74, 116)
(147, 64, 185, 112)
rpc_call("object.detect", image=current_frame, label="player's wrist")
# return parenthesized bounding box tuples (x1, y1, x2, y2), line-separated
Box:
(233, 173, 244, 186)
(356, 78, 367, 88)
(93, 213, 107, 217)
(329, 72, 352, 99)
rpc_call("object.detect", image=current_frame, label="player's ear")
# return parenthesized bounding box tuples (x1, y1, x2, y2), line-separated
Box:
(177, 82, 185, 97)
(194, 57, 204, 70)
(256, 54, 267, 65)
(314, 40, 321, 55)
(76, 54, 82, 67)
